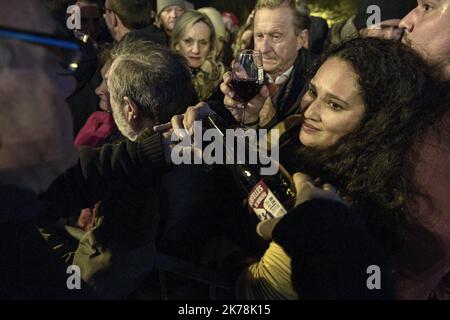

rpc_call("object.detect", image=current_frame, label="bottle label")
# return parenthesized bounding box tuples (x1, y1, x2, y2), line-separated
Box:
(248, 180, 287, 221)
(258, 68, 264, 82)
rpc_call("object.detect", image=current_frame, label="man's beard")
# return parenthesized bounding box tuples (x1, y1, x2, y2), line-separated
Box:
(112, 107, 138, 141)
(401, 33, 450, 80)
(401, 32, 414, 48)
(401, 34, 430, 65)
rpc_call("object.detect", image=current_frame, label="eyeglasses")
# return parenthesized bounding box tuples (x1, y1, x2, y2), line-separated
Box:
(0, 25, 81, 74)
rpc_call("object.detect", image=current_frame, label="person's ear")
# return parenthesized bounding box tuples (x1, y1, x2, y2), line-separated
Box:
(296, 29, 310, 50)
(111, 12, 119, 27)
(123, 97, 139, 122)
(155, 17, 161, 28)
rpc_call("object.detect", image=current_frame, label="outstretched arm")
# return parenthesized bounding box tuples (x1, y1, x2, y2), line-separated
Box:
(39, 131, 167, 222)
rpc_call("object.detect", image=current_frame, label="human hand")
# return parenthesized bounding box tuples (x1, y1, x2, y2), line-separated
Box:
(154, 101, 213, 137)
(153, 102, 213, 163)
(220, 71, 269, 125)
(256, 172, 346, 240)
(292, 172, 344, 207)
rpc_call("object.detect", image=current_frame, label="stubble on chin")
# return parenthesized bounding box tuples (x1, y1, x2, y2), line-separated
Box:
(401, 33, 417, 51)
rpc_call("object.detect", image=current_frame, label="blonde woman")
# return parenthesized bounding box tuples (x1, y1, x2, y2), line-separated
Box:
(170, 10, 225, 101)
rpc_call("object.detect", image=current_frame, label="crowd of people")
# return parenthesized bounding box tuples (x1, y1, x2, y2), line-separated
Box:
(0, 0, 449, 300)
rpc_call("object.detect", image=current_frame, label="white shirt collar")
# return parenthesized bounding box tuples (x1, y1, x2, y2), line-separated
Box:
(267, 66, 294, 85)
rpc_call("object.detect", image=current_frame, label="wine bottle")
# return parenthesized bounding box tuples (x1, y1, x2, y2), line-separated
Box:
(206, 114, 296, 221)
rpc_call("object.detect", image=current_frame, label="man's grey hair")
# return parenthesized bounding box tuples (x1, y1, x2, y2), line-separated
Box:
(109, 38, 193, 123)
(255, 0, 311, 34)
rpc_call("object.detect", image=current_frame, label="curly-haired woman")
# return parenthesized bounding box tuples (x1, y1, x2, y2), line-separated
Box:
(173, 36, 449, 299)
(230, 37, 449, 300)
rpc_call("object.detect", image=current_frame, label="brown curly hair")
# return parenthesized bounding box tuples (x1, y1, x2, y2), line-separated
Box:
(284, 37, 450, 254)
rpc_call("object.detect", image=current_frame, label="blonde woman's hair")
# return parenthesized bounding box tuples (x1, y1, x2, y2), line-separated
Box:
(170, 10, 217, 64)
(170, 10, 225, 100)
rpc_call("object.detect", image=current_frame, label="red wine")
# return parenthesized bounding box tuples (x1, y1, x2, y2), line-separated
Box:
(230, 78, 263, 103)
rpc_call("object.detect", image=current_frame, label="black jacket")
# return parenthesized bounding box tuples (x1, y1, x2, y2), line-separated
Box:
(0, 183, 92, 299)
(39, 131, 166, 226)
(273, 199, 394, 300)
(265, 48, 312, 128)
(125, 25, 167, 46)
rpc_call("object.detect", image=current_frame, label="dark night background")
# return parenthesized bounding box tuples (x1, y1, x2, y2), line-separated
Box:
(188, 0, 359, 25)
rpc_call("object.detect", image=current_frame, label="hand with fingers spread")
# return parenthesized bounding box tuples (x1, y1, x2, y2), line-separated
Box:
(221, 71, 269, 125)
(293, 172, 345, 207)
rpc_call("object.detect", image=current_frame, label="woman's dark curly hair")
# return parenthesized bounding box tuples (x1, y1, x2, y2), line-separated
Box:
(287, 37, 449, 254)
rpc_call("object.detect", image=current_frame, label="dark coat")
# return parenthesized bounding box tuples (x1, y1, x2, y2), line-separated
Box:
(273, 199, 394, 300)
(267, 48, 312, 127)
(0, 183, 91, 299)
(40, 131, 166, 221)
(124, 25, 168, 46)
(38, 131, 166, 298)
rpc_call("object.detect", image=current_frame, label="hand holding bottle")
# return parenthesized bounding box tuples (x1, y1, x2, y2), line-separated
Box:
(256, 172, 345, 240)
(292, 173, 344, 207)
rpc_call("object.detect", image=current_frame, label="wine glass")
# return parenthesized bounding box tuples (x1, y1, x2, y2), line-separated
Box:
(230, 49, 264, 127)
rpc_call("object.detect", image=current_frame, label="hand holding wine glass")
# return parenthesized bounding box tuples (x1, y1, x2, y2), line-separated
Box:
(224, 50, 266, 127)
(221, 72, 269, 126)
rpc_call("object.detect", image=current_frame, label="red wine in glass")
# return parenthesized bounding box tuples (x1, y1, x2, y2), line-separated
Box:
(230, 50, 264, 126)
(230, 79, 263, 103)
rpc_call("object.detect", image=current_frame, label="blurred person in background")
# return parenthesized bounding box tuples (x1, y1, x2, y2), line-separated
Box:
(232, 10, 255, 60)
(171, 10, 225, 101)
(198, 7, 233, 66)
(75, 0, 102, 46)
(222, 11, 239, 37)
(326, 0, 417, 48)
(394, 0, 450, 299)
(295, 0, 329, 56)
(0, 0, 91, 299)
(46, 0, 101, 138)
(355, 0, 416, 40)
(155, 0, 186, 41)
(103, 0, 165, 44)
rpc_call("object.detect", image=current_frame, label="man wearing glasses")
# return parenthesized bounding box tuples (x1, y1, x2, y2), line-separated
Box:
(0, 1, 90, 298)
